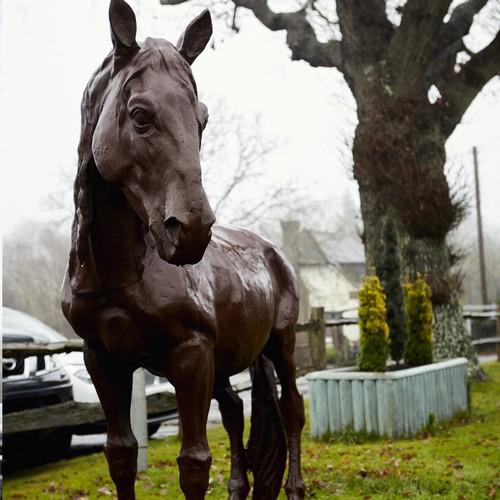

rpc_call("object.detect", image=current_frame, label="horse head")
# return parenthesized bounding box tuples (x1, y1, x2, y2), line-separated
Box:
(71, 0, 215, 291)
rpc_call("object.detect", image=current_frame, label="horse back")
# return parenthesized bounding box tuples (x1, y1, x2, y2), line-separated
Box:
(206, 225, 299, 331)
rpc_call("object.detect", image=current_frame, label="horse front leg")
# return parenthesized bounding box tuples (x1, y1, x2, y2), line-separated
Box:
(167, 334, 214, 500)
(84, 343, 138, 500)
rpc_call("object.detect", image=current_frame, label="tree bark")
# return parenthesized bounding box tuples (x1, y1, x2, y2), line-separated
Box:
(352, 90, 483, 378)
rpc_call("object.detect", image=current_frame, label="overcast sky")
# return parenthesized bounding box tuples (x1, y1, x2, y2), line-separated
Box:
(1, 0, 499, 240)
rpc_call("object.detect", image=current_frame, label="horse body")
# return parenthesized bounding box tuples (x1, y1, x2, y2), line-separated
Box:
(63, 225, 297, 379)
(62, 3, 305, 499)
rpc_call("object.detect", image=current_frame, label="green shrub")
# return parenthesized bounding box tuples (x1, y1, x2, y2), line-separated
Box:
(358, 276, 390, 372)
(404, 277, 433, 366)
(376, 219, 406, 365)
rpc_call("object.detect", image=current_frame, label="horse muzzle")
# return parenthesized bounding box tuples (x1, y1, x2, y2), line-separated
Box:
(150, 215, 215, 266)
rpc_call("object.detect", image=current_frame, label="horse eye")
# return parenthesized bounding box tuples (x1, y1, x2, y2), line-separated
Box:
(131, 109, 152, 130)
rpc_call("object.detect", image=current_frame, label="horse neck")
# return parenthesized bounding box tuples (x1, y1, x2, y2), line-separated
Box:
(84, 164, 146, 292)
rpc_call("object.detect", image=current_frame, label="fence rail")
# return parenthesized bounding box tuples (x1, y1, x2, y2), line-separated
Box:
(4, 391, 177, 435)
(3, 339, 84, 358)
(4, 303, 498, 434)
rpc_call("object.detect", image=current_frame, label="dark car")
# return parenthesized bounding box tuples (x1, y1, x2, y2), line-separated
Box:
(3, 307, 178, 469)
(2, 307, 74, 466)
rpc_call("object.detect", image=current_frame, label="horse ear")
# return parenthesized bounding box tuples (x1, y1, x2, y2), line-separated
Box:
(176, 9, 212, 65)
(109, 0, 139, 59)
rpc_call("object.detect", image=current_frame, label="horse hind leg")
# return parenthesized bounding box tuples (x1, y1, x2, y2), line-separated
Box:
(265, 326, 306, 500)
(214, 378, 250, 500)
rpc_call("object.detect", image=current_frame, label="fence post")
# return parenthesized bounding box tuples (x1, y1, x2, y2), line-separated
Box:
(497, 304, 500, 362)
(310, 307, 326, 370)
(131, 368, 148, 472)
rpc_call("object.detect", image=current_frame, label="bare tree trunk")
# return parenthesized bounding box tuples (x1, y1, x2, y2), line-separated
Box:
(353, 111, 483, 378)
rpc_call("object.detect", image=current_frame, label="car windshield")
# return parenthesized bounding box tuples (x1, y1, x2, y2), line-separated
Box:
(2, 307, 66, 343)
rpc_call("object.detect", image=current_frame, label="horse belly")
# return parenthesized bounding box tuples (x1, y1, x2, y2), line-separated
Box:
(213, 282, 275, 377)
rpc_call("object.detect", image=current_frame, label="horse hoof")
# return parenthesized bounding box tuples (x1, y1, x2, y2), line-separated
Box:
(228, 478, 250, 500)
(229, 492, 248, 500)
(286, 493, 305, 500)
(285, 482, 305, 500)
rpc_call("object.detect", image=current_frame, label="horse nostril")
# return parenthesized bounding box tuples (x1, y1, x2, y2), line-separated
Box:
(164, 217, 183, 246)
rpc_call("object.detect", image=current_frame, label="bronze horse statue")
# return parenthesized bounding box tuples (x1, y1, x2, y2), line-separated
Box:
(62, 1, 304, 499)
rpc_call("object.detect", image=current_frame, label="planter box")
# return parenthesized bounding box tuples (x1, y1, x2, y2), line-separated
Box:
(307, 357, 469, 439)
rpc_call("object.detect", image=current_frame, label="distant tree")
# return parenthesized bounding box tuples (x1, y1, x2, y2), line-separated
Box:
(3, 222, 75, 338)
(201, 100, 302, 227)
(453, 216, 500, 304)
(161, 0, 500, 377)
(377, 219, 406, 365)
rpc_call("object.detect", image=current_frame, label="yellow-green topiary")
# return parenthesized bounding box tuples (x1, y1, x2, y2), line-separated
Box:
(358, 275, 390, 372)
(404, 277, 433, 366)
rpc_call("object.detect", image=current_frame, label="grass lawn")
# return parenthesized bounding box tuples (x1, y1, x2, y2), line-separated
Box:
(4, 362, 500, 499)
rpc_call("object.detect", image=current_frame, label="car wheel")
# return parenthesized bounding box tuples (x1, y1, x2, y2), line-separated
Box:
(43, 428, 73, 460)
(4, 429, 71, 470)
(148, 423, 162, 437)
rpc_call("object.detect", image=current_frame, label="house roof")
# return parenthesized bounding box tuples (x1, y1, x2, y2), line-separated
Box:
(280, 222, 365, 286)
(316, 233, 365, 265)
(295, 229, 365, 266)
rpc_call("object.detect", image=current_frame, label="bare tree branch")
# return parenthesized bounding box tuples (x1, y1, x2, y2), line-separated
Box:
(335, 0, 393, 65)
(199, 99, 305, 227)
(439, 30, 500, 136)
(386, 0, 453, 91)
(440, 0, 489, 47)
(236, 0, 343, 67)
(310, 0, 338, 26)
(161, 0, 342, 67)
(428, 0, 489, 85)
(228, 183, 305, 227)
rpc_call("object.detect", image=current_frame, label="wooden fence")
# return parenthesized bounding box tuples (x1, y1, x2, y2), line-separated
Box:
(5, 302, 498, 438)
(294, 307, 327, 373)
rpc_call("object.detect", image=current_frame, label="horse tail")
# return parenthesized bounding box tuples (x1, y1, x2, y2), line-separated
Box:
(246, 354, 287, 500)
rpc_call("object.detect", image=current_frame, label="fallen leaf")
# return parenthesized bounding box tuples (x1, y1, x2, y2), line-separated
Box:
(97, 486, 113, 496)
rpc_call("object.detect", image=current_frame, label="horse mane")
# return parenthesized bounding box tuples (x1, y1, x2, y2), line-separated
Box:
(69, 39, 195, 293)
(68, 52, 113, 293)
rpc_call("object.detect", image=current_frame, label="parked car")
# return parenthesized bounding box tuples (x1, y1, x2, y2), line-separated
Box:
(58, 351, 176, 436)
(2, 307, 74, 465)
(3, 307, 177, 464)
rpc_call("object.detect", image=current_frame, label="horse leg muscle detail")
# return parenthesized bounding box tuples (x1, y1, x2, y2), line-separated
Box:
(214, 379, 250, 500)
(84, 344, 138, 500)
(266, 328, 306, 500)
(167, 335, 214, 500)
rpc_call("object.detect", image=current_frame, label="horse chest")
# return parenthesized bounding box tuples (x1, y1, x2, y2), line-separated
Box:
(95, 307, 149, 353)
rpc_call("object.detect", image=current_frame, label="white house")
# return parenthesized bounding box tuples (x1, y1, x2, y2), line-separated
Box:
(280, 221, 365, 343)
